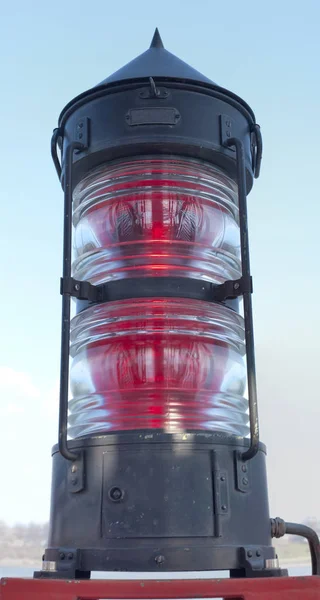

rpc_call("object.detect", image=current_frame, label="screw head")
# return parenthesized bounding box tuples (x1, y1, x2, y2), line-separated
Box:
(234, 282, 240, 290)
(155, 555, 165, 565)
(59, 552, 65, 560)
(67, 552, 73, 560)
(241, 464, 247, 473)
(71, 465, 77, 473)
(109, 486, 124, 502)
(74, 283, 80, 291)
(221, 504, 227, 511)
(220, 475, 226, 482)
(256, 550, 261, 557)
(242, 477, 249, 486)
(247, 550, 253, 558)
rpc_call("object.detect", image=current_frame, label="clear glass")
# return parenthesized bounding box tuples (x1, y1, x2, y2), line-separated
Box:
(72, 157, 241, 284)
(68, 157, 247, 438)
(69, 298, 248, 438)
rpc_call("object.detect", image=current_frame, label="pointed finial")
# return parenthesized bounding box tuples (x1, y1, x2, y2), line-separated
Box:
(150, 28, 164, 49)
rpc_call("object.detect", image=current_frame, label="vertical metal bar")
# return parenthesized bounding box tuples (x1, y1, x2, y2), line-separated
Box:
(225, 138, 259, 461)
(59, 142, 85, 461)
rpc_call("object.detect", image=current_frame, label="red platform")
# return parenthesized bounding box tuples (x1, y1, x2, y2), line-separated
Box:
(1, 576, 319, 600)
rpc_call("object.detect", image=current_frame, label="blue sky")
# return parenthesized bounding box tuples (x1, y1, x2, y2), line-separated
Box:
(0, 0, 319, 525)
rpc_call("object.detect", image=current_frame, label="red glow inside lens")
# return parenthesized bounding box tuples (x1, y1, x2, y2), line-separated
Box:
(69, 159, 247, 438)
(72, 158, 240, 285)
(69, 299, 247, 438)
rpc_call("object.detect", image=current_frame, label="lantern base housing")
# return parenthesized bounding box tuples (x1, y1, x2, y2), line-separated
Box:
(37, 432, 284, 578)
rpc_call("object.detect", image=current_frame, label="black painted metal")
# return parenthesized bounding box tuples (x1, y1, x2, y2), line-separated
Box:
(96, 28, 215, 87)
(224, 138, 259, 461)
(58, 84, 258, 192)
(61, 274, 251, 306)
(59, 142, 86, 462)
(252, 123, 263, 179)
(51, 128, 62, 180)
(39, 433, 277, 576)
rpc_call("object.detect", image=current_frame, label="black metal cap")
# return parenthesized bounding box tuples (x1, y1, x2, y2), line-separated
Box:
(97, 28, 215, 86)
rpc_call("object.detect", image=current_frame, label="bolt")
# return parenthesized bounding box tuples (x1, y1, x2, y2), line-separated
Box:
(71, 465, 77, 473)
(220, 475, 226, 482)
(109, 486, 124, 502)
(247, 550, 253, 558)
(67, 553, 73, 560)
(59, 552, 65, 560)
(241, 464, 247, 473)
(155, 555, 165, 565)
(242, 477, 249, 486)
(221, 504, 227, 511)
(256, 550, 261, 557)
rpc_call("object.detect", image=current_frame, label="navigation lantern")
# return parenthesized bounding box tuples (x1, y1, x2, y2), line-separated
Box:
(39, 29, 286, 579)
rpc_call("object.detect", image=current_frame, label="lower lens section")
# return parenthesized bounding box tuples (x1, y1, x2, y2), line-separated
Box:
(69, 298, 248, 438)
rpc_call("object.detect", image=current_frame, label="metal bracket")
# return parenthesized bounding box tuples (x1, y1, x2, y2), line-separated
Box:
(34, 548, 87, 579)
(235, 451, 251, 493)
(60, 275, 253, 304)
(139, 78, 169, 99)
(238, 546, 268, 573)
(67, 451, 85, 493)
(220, 115, 235, 149)
(214, 275, 253, 301)
(60, 277, 101, 302)
(75, 117, 90, 150)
